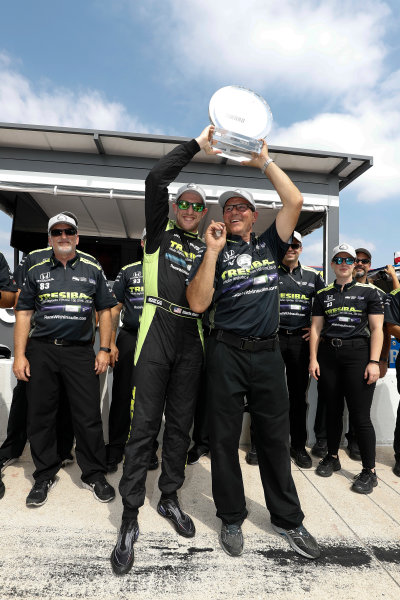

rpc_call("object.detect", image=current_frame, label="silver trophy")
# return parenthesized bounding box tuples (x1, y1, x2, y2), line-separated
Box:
(209, 85, 273, 162)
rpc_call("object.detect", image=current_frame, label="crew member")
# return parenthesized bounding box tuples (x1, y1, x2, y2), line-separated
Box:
(277, 232, 325, 468)
(0, 221, 104, 498)
(383, 282, 400, 477)
(13, 212, 117, 507)
(0, 252, 17, 499)
(345, 248, 394, 459)
(111, 126, 216, 575)
(310, 244, 384, 494)
(107, 230, 159, 472)
(187, 141, 320, 560)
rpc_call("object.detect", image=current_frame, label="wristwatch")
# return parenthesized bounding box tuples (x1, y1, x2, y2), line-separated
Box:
(99, 347, 111, 353)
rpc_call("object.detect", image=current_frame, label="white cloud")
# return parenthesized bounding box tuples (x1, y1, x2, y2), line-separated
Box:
(0, 53, 150, 132)
(272, 76, 400, 202)
(140, 0, 390, 99)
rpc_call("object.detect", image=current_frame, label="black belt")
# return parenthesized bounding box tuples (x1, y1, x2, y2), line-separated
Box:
(33, 337, 92, 347)
(322, 337, 368, 348)
(146, 296, 200, 319)
(279, 327, 305, 336)
(210, 329, 277, 352)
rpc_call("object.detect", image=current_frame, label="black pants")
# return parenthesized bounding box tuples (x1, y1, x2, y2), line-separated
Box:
(108, 328, 137, 463)
(0, 379, 74, 462)
(278, 333, 310, 449)
(393, 353, 400, 459)
(119, 312, 203, 518)
(26, 340, 107, 483)
(206, 336, 304, 529)
(191, 343, 210, 450)
(317, 339, 376, 469)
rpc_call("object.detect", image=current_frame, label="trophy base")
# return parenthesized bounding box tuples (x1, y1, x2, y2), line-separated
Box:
(212, 128, 263, 163)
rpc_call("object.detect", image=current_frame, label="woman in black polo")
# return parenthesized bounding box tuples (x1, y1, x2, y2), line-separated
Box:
(309, 243, 384, 494)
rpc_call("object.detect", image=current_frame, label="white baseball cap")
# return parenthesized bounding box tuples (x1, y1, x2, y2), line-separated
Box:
(48, 212, 78, 233)
(175, 183, 207, 205)
(331, 243, 356, 260)
(292, 231, 302, 244)
(218, 188, 256, 210)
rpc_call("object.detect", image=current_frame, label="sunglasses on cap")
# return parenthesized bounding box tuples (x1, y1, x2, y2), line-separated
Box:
(354, 258, 370, 264)
(332, 257, 355, 265)
(50, 228, 77, 237)
(176, 200, 205, 212)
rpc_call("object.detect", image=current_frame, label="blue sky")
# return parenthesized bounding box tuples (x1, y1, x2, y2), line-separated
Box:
(0, 0, 399, 270)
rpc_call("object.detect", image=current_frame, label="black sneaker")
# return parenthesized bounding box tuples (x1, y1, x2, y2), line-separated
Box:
(347, 440, 361, 461)
(110, 519, 139, 576)
(187, 445, 209, 465)
(61, 454, 74, 468)
(220, 523, 244, 557)
(315, 454, 341, 477)
(290, 448, 312, 469)
(352, 468, 378, 494)
(311, 439, 328, 458)
(393, 460, 400, 477)
(82, 475, 115, 503)
(0, 475, 4, 500)
(0, 457, 16, 473)
(148, 452, 159, 471)
(272, 524, 320, 559)
(157, 497, 195, 538)
(245, 444, 258, 466)
(26, 478, 57, 507)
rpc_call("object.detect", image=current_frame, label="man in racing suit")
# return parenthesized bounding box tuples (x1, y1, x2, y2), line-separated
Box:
(111, 126, 217, 575)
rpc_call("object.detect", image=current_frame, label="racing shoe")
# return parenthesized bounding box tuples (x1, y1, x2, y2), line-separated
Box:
(26, 477, 57, 507)
(157, 497, 195, 538)
(311, 439, 328, 458)
(220, 523, 244, 557)
(290, 447, 312, 469)
(351, 468, 378, 494)
(110, 519, 139, 576)
(245, 444, 258, 465)
(187, 445, 209, 465)
(0, 475, 4, 500)
(82, 475, 115, 503)
(272, 524, 320, 559)
(315, 454, 341, 477)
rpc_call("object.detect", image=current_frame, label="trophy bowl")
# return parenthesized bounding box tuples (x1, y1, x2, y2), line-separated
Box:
(209, 86, 273, 162)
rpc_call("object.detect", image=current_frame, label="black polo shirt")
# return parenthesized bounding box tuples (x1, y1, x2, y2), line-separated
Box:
(112, 261, 143, 332)
(16, 252, 117, 343)
(312, 280, 384, 339)
(0, 253, 17, 292)
(189, 221, 288, 338)
(278, 262, 325, 330)
(14, 247, 102, 288)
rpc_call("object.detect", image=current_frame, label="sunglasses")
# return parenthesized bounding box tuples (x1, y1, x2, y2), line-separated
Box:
(332, 257, 355, 265)
(354, 258, 370, 265)
(288, 243, 302, 250)
(50, 228, 77, 237)
(176, 200, 205, 212)
(224, 203, 254, 213)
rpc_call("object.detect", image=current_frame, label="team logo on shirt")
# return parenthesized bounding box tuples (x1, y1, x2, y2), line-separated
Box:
(326, 295, 334, 301)
(236, 254, 252, 268)
(224, 249, 237, 263)
(39, 272, 51, 280)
